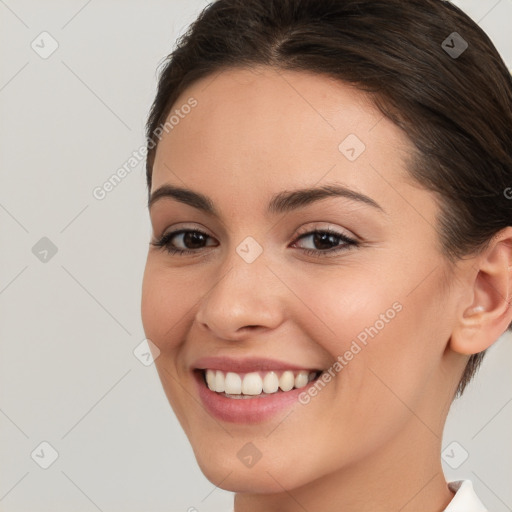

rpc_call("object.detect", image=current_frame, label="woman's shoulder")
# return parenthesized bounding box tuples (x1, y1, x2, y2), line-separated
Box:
(444, 480, 488, 512)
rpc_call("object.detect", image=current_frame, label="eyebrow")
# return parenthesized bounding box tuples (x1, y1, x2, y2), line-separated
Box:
(148, 183, 384, 215)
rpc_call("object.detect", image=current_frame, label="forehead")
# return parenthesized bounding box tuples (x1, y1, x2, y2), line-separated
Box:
(151, 66, 415, 214)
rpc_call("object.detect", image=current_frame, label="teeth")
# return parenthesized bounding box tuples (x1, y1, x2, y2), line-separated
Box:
(204, 369, 319, 396)
(295, 371, 309, 388)
(241, 372, 263, 395)
(262, 371, 279, 393)
(279, 370, 295, 391)
(214, 370, 225, 392)
(224, 372, 242, 394)
(206, 369, 216, 390)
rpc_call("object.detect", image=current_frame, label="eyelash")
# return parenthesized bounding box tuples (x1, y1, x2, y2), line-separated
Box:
(151, 227, 358, 258)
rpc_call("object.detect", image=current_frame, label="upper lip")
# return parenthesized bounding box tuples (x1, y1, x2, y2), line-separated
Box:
(192, 356, 321, 373)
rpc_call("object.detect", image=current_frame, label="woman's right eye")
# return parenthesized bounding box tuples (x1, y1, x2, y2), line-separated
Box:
(151, 229, 217, 255)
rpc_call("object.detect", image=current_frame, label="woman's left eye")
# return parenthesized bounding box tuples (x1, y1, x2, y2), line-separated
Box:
(291, 229, 358, 257)
(151, 228, 358, 257)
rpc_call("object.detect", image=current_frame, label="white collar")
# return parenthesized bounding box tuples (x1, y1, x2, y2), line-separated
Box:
(444, 480, 488, 511)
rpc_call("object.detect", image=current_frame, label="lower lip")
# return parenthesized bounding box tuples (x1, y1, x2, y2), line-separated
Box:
(194, 370, 317, 424)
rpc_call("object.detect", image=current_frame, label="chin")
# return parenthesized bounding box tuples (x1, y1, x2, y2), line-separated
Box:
(198, 461, 293, 494)
(192, 445, 319, 494)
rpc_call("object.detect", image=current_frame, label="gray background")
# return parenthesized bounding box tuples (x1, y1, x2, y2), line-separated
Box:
(0, 1, 510, 510)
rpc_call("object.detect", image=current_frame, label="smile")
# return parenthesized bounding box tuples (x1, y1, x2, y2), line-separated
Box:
(192, 356, 326, 423)
(203, 369, 322, 397)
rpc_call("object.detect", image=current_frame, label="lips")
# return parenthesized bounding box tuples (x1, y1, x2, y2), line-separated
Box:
(191, 356, 324, 423)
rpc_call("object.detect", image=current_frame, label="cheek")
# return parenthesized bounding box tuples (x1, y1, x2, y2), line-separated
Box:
(290, 264, 400, 358)
(294, 259, 449, 408)
(141, 262, 196, 352)
(141, 262, 201, 431)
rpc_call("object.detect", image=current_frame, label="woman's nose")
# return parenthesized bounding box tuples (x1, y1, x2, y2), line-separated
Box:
(194, 242, 287, 341)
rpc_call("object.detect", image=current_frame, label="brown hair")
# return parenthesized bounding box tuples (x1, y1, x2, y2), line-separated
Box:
(145, 0, 512, 397)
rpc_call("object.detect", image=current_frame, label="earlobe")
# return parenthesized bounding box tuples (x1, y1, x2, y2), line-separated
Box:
(450, 227, 512, 355)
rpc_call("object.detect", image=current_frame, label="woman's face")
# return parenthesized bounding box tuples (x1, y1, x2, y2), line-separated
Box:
(141, 66, 466, 493)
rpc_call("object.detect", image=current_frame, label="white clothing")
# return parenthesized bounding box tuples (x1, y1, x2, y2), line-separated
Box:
(444, 480, 488, 511)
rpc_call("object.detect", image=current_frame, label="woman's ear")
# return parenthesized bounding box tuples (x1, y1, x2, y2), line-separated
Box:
(450, 226, 512, 355)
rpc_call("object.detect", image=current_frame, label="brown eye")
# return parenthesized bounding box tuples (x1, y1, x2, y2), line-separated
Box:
(292, 229, 358, 257)
(179, 231, 209, 249)
(152, 229, 217, 255)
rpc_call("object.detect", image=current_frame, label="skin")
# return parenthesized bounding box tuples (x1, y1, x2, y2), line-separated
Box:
(141, 66, 512, 511)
